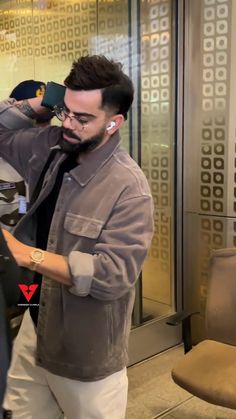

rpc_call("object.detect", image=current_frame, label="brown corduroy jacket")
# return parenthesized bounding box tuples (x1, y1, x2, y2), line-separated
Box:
(0, 100, 154, 381)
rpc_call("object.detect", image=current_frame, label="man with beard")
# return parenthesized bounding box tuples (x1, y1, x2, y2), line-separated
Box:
(0, 55, 154, 419)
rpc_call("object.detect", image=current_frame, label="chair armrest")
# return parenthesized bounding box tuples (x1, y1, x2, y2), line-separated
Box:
(166, 310, 200, 353)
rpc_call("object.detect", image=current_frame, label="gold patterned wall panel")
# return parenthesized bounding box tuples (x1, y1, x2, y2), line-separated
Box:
(96, 0, 130, 150)
(140, 0, 173, 309)
(97, 0, 128, 57)
(184, 0, 236, 340)
(32, 0, 97, 82)
(198, 0, 231, 295)
(200, 0, 231, 216)
(0, 1, 98, 96)
(0, 0, 130, 146)
(0, 0, 130, 90)
(0, 0, 35, 96)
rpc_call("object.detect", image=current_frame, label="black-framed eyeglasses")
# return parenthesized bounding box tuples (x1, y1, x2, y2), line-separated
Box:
(53, 105, 88, 131)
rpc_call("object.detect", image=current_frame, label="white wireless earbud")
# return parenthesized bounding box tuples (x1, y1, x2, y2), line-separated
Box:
(106, 121, 116, 131)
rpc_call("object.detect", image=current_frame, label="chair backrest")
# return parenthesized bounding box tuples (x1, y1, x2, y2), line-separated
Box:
(206, 248, 236, 345)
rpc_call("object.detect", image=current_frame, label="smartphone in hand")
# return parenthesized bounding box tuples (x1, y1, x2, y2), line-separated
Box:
(41, 82, 66, 110)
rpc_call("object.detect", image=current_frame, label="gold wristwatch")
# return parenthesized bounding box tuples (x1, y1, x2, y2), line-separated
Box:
(30, 249, 44, 271)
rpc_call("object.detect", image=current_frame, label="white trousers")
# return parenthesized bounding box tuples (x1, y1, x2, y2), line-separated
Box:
(3, 310, 128, 419)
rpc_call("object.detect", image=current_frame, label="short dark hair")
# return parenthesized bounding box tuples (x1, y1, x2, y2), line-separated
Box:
(64, 55, 134, 120)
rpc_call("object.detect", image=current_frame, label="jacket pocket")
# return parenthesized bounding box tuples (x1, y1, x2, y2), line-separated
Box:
(64, 213, 103, 239)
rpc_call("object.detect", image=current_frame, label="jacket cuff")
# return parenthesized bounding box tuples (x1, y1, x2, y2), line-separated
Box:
(68, 251, 94, 296)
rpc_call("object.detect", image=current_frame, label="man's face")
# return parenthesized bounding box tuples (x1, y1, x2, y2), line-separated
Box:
(59, 89, 110, 154)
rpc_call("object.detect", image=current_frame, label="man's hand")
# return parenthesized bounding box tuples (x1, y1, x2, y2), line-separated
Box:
(2, 229, 72, 285)
(15, 96, 53, 120)
(2, 228, 30, 267)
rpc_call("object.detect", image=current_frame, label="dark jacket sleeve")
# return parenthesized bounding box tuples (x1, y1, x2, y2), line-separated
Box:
(0, 99, 60, 183)
(0, 228, 21, 306)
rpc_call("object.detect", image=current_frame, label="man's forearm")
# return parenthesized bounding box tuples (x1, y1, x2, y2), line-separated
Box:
(22, 248, 72, 286)
(14, 96, 52, 120)
(2, 228, 72, 286)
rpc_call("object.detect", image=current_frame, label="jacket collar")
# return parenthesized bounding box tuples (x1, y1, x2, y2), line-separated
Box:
(70, 131, 121, 187)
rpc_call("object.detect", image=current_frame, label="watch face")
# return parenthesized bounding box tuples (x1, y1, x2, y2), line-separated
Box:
(33, 250, 42, 261)
(31, 249, 44, 263)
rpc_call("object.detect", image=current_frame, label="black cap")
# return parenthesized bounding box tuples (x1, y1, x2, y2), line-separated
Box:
(9, 80, 52, 123)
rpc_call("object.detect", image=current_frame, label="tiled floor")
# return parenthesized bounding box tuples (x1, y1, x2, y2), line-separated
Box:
(126, 345, 236, 419)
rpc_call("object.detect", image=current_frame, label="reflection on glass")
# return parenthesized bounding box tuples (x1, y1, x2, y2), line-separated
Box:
(140, 0, 174, 322)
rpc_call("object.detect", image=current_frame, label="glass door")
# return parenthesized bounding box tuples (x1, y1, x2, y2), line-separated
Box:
(128, 0, 183, 364)
(141, 0, 176, 322)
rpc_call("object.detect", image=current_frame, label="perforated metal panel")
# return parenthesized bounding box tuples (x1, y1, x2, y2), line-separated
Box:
(184, 0, 236, 327)
(200, 0, 231, 216)
(0, 1, 130, 91)
(141, 0, 173, 307)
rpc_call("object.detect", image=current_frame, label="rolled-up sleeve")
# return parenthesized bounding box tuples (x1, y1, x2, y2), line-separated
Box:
(68, 251, 94, 296)
(68, 194, 154, 301)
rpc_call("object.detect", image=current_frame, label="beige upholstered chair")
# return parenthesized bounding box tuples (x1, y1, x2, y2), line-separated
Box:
(171, 248, 236, 409)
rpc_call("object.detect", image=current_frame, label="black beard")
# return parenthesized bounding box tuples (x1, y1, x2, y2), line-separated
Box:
(58, 127, 106, 154)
